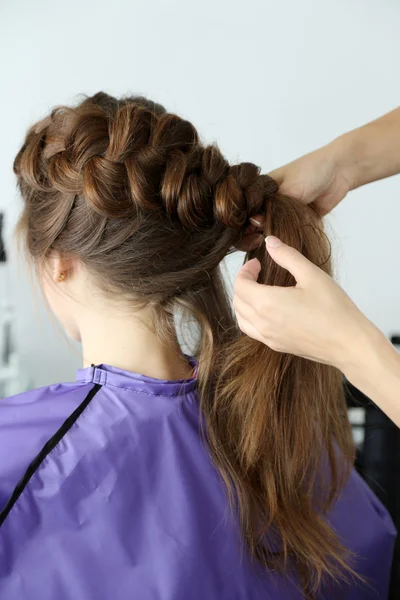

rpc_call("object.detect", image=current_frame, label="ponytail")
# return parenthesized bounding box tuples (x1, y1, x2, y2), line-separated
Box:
(196, 193, 356, 595)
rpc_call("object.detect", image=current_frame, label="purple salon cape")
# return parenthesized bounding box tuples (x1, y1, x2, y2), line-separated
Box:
(0, 363, 396, 599)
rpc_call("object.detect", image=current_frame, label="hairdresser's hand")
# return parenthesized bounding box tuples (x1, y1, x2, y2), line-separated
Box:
(234, 236, 400, 428)
(233, 236, 370, 370)
(236, 139, 354, 248)
(268, 143, 352, 215)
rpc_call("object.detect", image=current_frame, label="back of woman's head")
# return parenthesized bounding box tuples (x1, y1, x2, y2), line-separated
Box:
(14, 92, 355, 596)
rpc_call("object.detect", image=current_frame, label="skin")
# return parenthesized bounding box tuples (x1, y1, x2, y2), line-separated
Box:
(42, 257, 194, 381)
(233, 107, 400, 427)
(39, 218, 275, 383)
(40, 213, 268, 379)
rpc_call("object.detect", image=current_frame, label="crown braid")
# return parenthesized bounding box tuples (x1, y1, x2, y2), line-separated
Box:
(14, 93, 277, 230)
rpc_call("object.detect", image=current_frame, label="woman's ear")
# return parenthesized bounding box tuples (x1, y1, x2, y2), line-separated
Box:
(47, 253, 76, 284)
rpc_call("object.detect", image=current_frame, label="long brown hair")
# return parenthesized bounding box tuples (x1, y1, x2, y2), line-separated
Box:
(13, 92, 355, 595)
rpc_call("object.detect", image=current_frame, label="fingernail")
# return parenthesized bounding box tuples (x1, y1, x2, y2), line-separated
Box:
(265, 236, 283, 248)
(250, 217, 262, 227)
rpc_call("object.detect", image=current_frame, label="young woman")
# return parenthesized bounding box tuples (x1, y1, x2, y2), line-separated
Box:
(0, 92, 395, 599)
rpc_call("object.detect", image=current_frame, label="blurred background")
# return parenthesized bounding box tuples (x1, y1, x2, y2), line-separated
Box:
(1, 0, 400, 594)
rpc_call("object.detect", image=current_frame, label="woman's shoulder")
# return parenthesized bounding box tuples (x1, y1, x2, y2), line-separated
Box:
(0, 380, 97, 426)
(0, 380, 95, 510)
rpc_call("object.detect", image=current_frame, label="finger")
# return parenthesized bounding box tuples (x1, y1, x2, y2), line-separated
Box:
(238, 257, 262, 281)
(265, 237, 319, 285)
(234, 259, 275, 304)
(234, 286, 297, 338)
(233, 258, 282, 310)
(233, 293, 257, 324)
(233, 259, 262, 301)
(234, 256, 300, 306)
(235, 313, 265, 344)
(236, 258, 261, 282)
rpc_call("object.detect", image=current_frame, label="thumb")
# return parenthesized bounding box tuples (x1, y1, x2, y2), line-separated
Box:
(265, 236, 318, 284)
(237, 257, 262, 282)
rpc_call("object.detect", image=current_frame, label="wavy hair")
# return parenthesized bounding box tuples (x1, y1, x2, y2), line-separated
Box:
(14, 92, 356, 596)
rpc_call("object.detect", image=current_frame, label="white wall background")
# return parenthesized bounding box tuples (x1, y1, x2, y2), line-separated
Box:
(1, 0, 400, 389)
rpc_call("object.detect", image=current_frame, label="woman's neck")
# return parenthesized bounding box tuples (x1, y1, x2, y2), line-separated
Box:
(78, 310, 193, 381)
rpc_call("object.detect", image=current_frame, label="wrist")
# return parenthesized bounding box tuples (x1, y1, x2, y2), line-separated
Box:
(338, 318, 400, 427)
(340, 320, 394, 392)
(328, 133, 362, 192)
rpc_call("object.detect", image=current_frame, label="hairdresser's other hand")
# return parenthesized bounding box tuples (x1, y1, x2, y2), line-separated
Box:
(233, 236, 371, 370)
(268, 144, 352, 215)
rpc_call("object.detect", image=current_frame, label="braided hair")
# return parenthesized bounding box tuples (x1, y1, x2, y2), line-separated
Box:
(14, 92, 356, 596)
